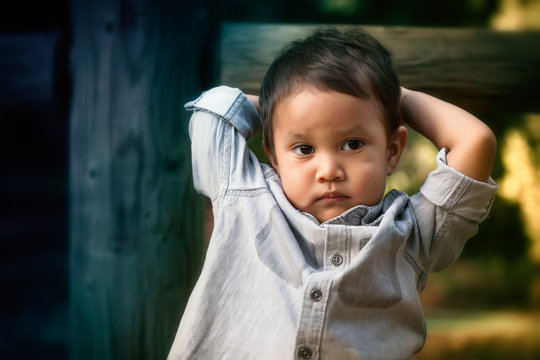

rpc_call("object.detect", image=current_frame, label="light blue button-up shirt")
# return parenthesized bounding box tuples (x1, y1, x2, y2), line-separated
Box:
(168, 86, 497, 360)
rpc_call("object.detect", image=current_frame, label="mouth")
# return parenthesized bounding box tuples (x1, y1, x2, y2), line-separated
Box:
(317, 192, 349, 203)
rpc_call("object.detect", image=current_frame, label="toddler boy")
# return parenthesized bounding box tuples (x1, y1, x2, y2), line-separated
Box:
(169, 28, 497, 360)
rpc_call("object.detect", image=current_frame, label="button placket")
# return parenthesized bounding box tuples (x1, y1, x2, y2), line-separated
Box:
(295, 272, 334, 360)
(323, 223, 349, 270)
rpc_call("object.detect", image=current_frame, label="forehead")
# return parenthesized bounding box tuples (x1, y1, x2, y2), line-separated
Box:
(272, 86, 385, 138)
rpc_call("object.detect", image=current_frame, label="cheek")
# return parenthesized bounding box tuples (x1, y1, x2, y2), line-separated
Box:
(279, 166, 311, 203)
(281, 168, 305, 190)
(349, 162, 387, 190)
(281, 179, 301, 208)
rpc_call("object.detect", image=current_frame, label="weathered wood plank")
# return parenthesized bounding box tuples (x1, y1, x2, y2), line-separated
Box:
(219, 23, 540, 115)
(69, 0, 206, 359)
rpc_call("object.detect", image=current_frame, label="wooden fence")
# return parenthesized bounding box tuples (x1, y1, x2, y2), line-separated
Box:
(219, 23, 540, 116)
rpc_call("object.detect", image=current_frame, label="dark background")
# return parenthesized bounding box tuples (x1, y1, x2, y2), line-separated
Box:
(1, 1, 71, 359)
(2, 0, 536, 358)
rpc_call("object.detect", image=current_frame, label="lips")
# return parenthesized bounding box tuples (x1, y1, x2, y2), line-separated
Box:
(317, 191, 349, 203)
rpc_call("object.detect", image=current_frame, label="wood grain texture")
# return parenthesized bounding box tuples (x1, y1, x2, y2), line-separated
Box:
(69, 1, 206, 358)
(219, 23, 540, 115)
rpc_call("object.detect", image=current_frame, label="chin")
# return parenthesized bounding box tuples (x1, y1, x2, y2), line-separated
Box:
(315, 210, 344, 223)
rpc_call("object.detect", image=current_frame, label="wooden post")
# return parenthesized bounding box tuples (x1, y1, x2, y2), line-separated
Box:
(69, 0, 207, 358)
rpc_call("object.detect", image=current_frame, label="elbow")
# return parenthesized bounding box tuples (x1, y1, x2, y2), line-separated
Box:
(479, 125, 497, 163)
(469, 124, 497, 182)
(447, 123, 497, 182)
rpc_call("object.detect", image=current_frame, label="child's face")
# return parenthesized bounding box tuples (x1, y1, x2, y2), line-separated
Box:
(264, 85, 406, 223)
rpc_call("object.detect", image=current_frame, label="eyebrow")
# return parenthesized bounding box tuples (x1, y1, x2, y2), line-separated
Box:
(281, 132, 307, 141)
(282, 122, 372, 140)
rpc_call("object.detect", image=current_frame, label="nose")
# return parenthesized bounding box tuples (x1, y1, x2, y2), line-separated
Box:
(315, 153, 345, 182)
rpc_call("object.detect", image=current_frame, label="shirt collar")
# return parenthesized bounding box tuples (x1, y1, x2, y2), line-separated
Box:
(302, 201, 384, 226)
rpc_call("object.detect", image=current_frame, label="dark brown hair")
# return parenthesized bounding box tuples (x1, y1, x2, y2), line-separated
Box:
(260, 27, 401, 154)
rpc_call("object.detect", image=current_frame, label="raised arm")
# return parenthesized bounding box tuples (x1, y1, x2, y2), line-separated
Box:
(246, 94, 260, 113)
(400, 87, 497, 182)
(186, 87, 261, 200)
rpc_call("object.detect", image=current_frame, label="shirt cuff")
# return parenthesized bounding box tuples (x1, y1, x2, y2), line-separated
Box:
(420, 148, 498, 223)
(185, 86, 261, 140)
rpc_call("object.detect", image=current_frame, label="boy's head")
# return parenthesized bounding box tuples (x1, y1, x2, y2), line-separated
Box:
(259, 28, 407, 222)
(260, 28, 402, 155)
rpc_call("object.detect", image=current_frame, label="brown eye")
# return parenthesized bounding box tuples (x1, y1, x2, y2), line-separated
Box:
(342, 140, 363, 151)
(293, 144, 314, 155)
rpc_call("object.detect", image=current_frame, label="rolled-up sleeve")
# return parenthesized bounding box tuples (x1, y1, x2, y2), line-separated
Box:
(420, 149, 497, 223)
(185, 86, 261, 201)
(408, 148, 498, 282)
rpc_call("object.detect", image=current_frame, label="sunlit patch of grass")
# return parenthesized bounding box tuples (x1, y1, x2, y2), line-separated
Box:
(414, 310, 540, 359)
(424, 309, 540, 335)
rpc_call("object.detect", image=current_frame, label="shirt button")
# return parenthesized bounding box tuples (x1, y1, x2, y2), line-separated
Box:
(298, 346, 313, 359)
(310, 288, 323, 301)
(331, 254, 343, 266)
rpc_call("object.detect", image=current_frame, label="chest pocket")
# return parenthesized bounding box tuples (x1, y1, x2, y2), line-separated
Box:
(254, 205, 308, 288)
(337, 207, 413, 308)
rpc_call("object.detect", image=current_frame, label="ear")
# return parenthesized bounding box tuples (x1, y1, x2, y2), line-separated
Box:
(263, 142, 279, 174)
(386, 126, 408, 176)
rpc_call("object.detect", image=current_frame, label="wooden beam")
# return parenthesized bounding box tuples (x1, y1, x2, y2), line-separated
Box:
(69, 1, 206, 359)
(218, 23, 540, 115)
